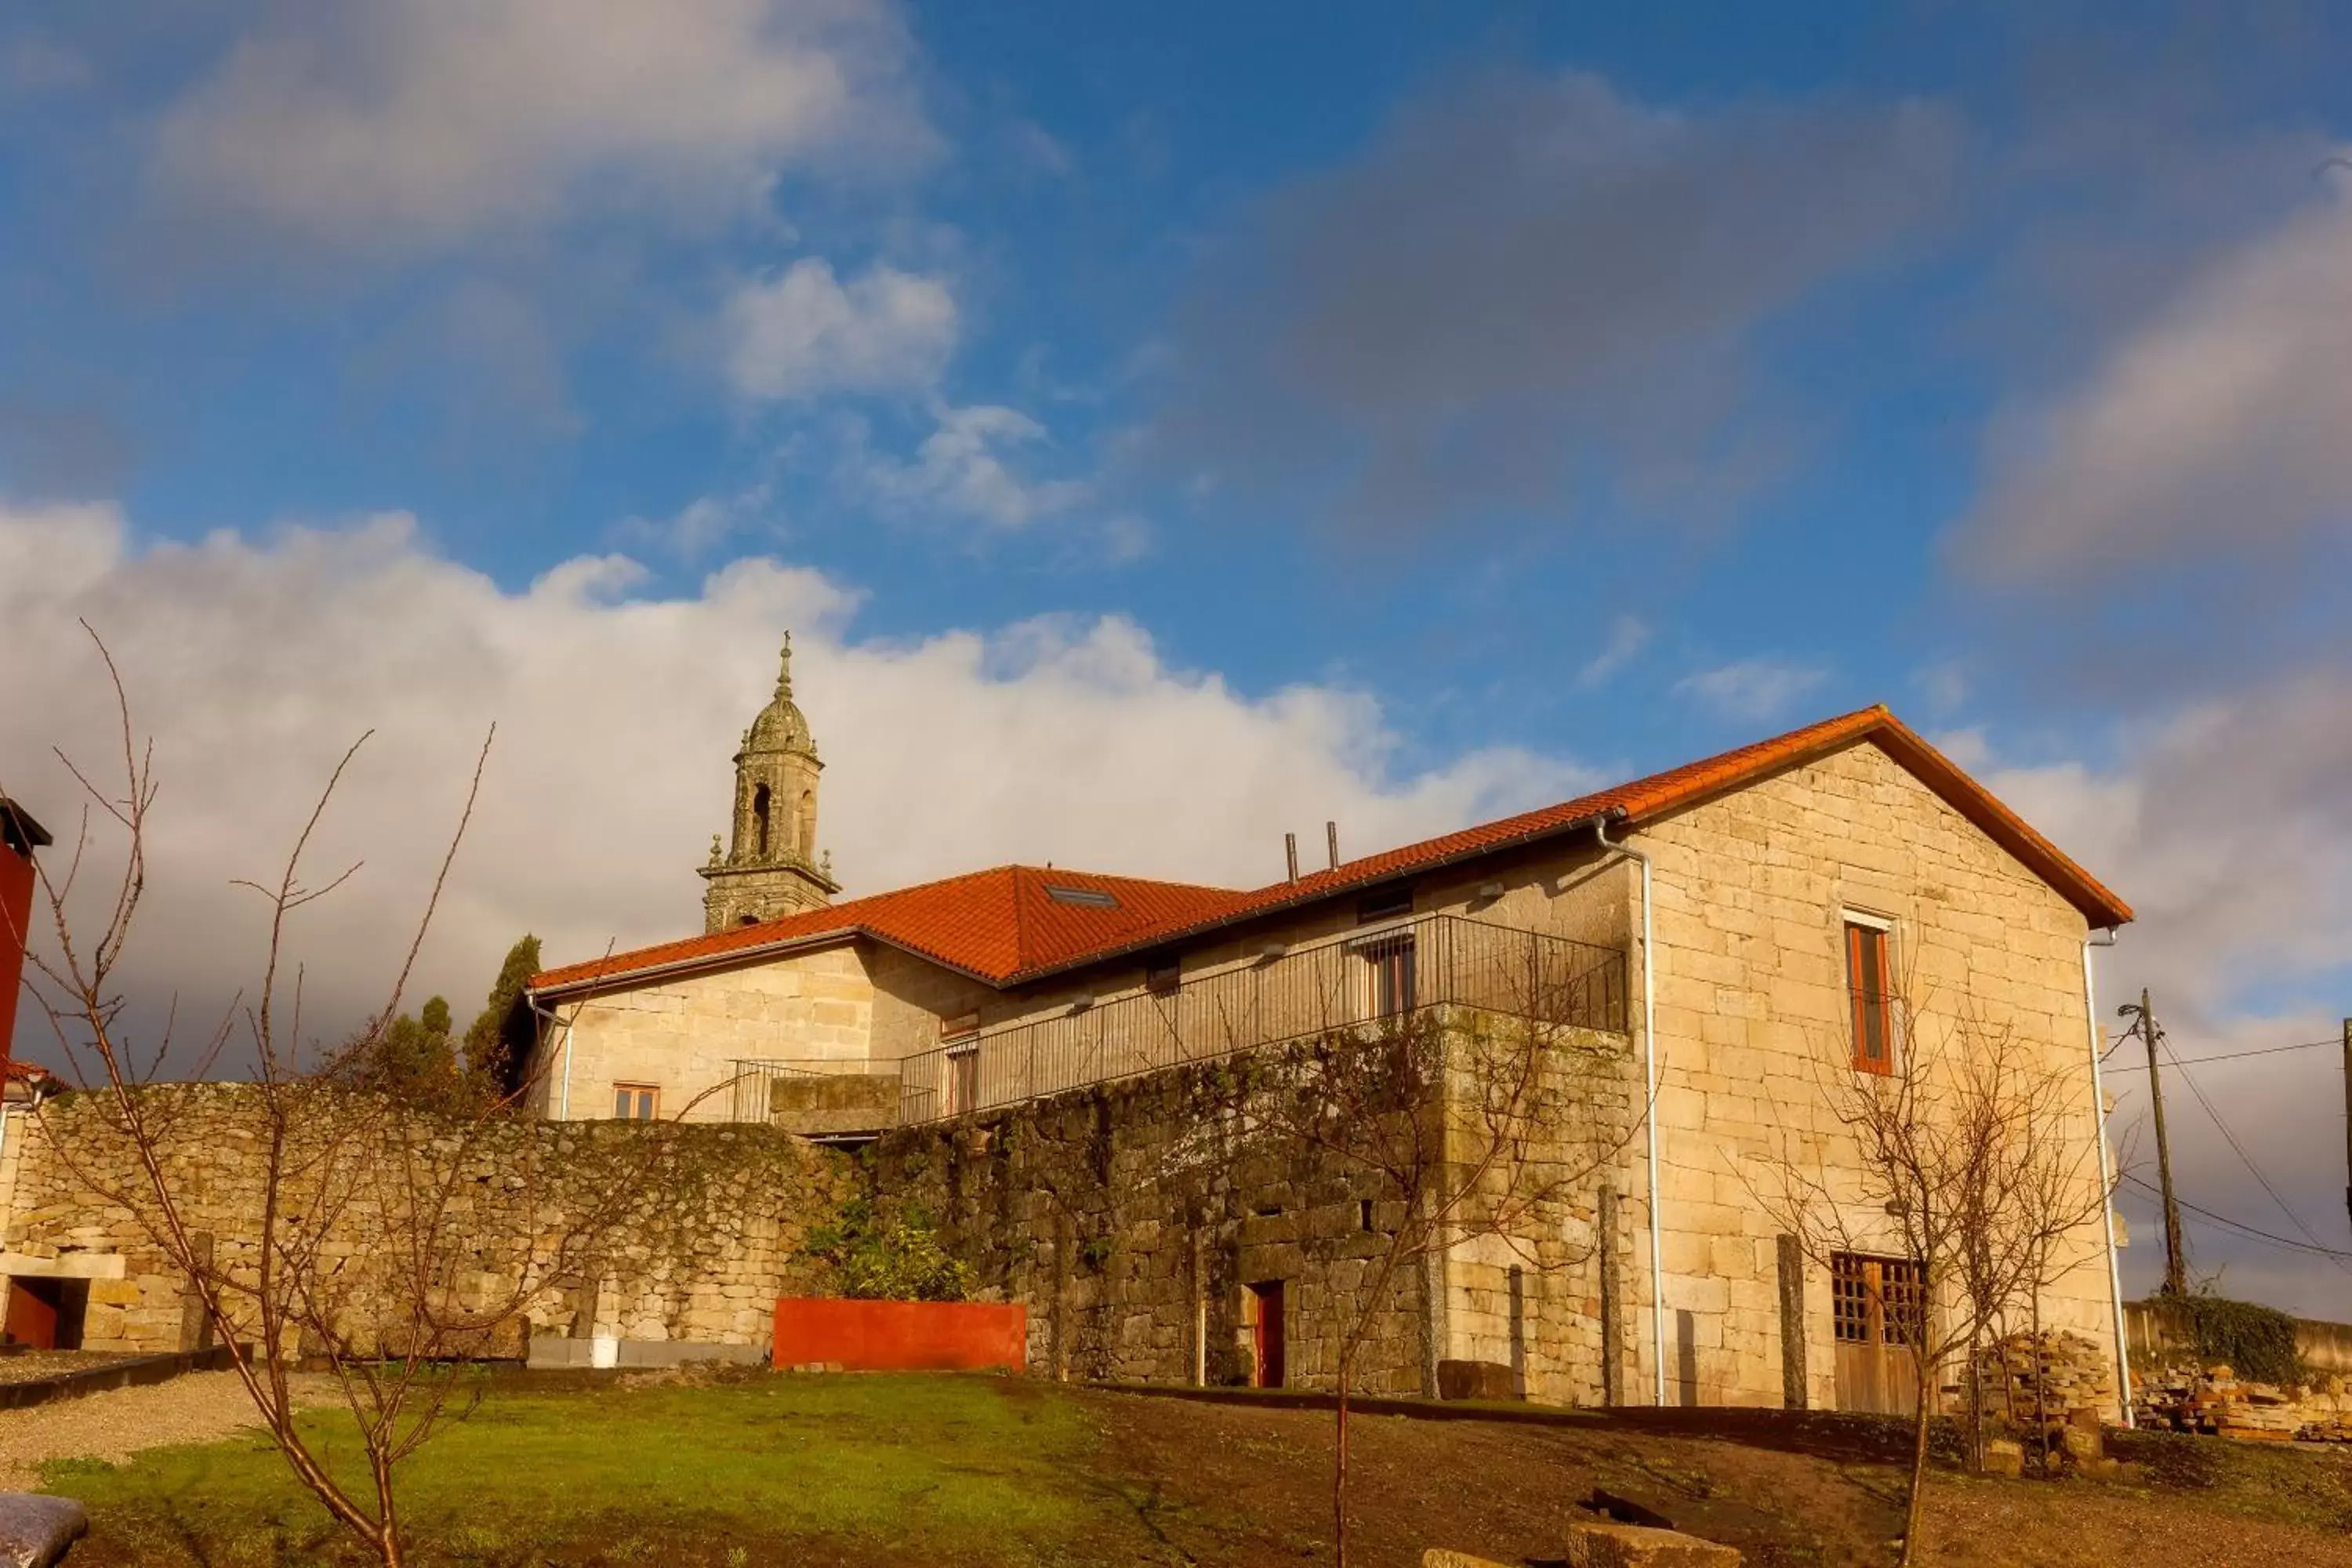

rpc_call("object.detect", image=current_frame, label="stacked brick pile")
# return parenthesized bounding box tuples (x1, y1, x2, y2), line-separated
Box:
(2132, 1363, 2352, 1441)
(2295, 1381, 2352, 1443)
(1965, 1330, 2115, 1432)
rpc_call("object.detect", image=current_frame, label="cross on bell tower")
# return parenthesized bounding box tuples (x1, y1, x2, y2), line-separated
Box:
(699, 631, 840, 931)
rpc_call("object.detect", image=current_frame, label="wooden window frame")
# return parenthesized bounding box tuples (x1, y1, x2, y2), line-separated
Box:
(1843, 915, 1896, 1076)
(612, 1083, 659, 1121)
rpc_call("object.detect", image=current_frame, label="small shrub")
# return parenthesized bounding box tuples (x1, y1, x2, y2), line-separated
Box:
(804, 1198, 975, 1301)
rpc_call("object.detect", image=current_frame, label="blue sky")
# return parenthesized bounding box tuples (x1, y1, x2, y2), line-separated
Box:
(5, 2, 2352, 1314)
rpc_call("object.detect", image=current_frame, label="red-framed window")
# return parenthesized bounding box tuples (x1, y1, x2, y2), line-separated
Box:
(1845, 920, 1893, 1075)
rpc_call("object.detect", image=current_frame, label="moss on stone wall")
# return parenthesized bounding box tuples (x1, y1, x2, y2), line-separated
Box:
(869, 1012, 1639, 1399)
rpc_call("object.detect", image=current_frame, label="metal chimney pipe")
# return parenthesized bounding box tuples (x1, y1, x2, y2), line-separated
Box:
(1326, 821, 1339, 871)
(1284, 832, 1298, 882)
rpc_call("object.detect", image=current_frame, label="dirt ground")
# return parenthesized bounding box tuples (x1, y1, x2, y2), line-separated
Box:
(1083, 1390, 2352, 1568)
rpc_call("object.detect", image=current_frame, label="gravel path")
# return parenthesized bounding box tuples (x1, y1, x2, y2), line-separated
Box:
(0, 1370, 339, 1490)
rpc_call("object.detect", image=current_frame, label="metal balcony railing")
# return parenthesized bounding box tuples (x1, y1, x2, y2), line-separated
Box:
(895, 913, 1627, 1127)
(724, 1058, 831, 1123)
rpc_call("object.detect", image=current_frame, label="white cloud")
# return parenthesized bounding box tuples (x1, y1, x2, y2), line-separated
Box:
(1912, 660, 1969, 716)
(149, 0, 928, 251)
(1959, 165, 2352, 579)
(849, 403, 1089, 528)
(1671, 658, 1827, 723)
(0, 505, 1597, 1073)
(724, 259, 957, 401)
(1575, 615, 1650, 690)
(1982, 682, 2352, 1018)
(617, 486, 776, 560)
(1962, 686, 2352, 1317)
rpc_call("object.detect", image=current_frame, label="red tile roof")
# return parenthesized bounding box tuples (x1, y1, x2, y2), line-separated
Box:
(1027, 704, 2133, 978)
(529, 864, 1254, 994)
(529, 705, 2131, 996)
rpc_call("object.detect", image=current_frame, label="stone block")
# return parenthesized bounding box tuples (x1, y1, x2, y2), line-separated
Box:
(1422, 1553, 1512, 1568)
(1981, 1438, 2024, 1479)
(1566, 1521, 1741, 1567)
(1437, 1359, 1518, 1400)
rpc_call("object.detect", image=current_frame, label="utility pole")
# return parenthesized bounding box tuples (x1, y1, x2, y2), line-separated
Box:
(2342, 1016, 2350, 1240)
(2122, 989, 2188, 1297)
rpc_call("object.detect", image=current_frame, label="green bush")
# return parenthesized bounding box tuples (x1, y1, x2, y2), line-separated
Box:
(804, 1198, 975, 1302)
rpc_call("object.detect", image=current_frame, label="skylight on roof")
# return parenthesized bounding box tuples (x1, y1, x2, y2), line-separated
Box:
(1044, 884, 1120, 908)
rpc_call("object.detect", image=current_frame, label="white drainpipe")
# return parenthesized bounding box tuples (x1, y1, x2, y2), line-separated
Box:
(1596, 818, 1667, 1406)
(528, 998, 579, 1120)
(2084, 927, 2133, 1426)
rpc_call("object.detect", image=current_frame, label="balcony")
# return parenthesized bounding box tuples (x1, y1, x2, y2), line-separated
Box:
(889, 913, 1627, 1127)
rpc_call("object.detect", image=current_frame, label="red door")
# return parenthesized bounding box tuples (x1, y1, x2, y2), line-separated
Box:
(1249, 1281, 1285, 1388)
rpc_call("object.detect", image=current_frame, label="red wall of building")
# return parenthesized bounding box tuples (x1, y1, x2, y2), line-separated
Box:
(0, 838, 33, 1080)
(771, 1297, 1027, 1374)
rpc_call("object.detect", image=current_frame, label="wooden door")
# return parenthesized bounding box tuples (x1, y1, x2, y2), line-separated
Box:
(1248, 1281, 1285, 1388)
(1361, 936, 1417, 1020)
(1832, 1254, 1922, 1416)
(946, 1043, 979, 1116)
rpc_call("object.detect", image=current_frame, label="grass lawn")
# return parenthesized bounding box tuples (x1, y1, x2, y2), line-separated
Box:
(40, 1370, 2352, 1567)
(46, 1371, 1137, 1566)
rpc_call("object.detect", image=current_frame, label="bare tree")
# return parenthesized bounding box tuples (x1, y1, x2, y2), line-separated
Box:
(1208, 971, 1640, 1568)
(9, 628, 714, 1568)
(1747, 980, 2114, 1565)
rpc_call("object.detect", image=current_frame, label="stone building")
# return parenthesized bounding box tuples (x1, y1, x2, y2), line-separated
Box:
(518, 654, 2138, 1418)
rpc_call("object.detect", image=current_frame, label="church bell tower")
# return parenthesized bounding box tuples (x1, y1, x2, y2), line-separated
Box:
(699, 632, 840, 931)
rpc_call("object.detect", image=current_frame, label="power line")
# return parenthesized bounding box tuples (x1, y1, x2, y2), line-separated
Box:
(2122, 1174, 2352, 1261)
(2158, 1040, 2352, 1279)
(2103, 1036, 2337, 1073)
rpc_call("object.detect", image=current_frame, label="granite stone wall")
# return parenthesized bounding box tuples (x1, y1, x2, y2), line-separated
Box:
(0, 1083, 854, 1356)
(871, 1012, 1641, 1403)
(1634, 740, 2122, 1409)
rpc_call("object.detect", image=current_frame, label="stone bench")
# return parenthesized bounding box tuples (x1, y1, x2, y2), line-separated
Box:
(1425, 1518, 1744, 1567)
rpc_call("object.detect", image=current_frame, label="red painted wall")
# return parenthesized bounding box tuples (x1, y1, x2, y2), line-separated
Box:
(771, 1298, 1027, 1374)
(0, 837, 33, 1081)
